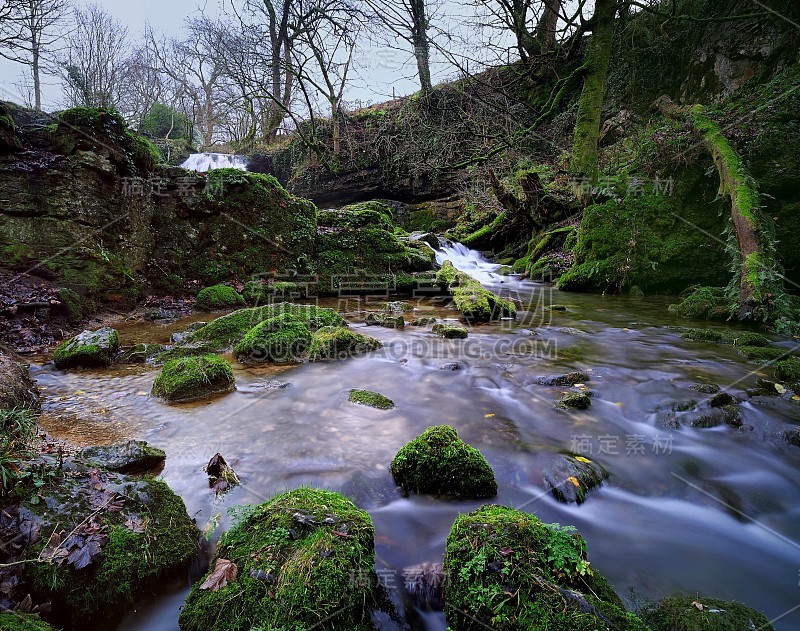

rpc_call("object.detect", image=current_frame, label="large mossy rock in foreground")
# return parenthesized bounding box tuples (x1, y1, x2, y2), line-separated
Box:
(390, 425, 497, 498)
(643, 595, 773, 631)
(23, 461, 198, 626)
(0, 349, 40, 410)
(0, 612, 57, 630)
(437, 260, 517, 322)
(444, 505, 647, 630)
(77, 439, 166, 473)
(53, 327, 119, 369)
(152, 354, 235, 402)
(185, 303, 346, 352)
(179, 488, 378, 631)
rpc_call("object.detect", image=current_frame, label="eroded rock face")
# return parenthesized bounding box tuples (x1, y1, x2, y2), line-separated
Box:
(0, 349, 40, 410)
(77, 440, 166, 473)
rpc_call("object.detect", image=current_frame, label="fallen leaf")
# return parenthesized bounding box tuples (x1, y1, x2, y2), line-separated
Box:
(568, 476, 581, 488)
(200, 558, 238, 591)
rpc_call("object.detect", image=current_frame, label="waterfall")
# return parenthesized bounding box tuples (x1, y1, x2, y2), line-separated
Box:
(180, 153, 248, 172)
(434, 242, 506, 284)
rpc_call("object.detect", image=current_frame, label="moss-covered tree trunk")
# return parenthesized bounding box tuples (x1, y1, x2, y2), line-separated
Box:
(571, 0, 615, 189)
(535, 0, 562, 53)
(655, 96, 777, 321)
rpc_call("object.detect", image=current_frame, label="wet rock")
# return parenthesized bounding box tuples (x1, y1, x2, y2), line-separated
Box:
(409, 317, 437, 326)
(194, 284, 245, 311)
(205, 453, 240, 493)
(756, 378, 785, 395)
(348, 388, 395, 409)
(775, 358, 800, 383)
(20, 460, 198, 626)
(307, 326, 382, 361)
(444, 505, 644, 629)
(545, 304, 568, 311)
(402, 562, 444, 610)
(689, 383, 720, 394)
(365, 312, 405, 328)
(383, 301, 413, 313)
(682, 328, 771, 347)
(784, 427, 800, 447)
(708, 391, 736, 407)
(558, 327, 588, 335)
(536, 371, 590, 387)
(686, 405, 742, 428)
(543, 454, 609, 504)
(53, 327, 119, 369)
(179, 488, 378, 631)
(655, 399, 697, 429)
(0, 349, 40, 410)
(170, 321, 207, 344)
(557, 392, 592, 409)
(151, 354, 236, 402)
(439, 362, 462, 371)
(233, 313, 312, 363)
(118, 342, 164, 363)
(390, 425, 497, 498)
(78, 440, 166, 474)
(643, 595, 773, 631)
(432, 322, 468, 338)
(252, 380, 292, 390)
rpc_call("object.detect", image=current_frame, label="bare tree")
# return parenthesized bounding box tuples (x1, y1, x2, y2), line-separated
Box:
(363, 0, 438, 91)
(118, 42, 167, 129)
(0, 0, 70, 110)
(60, 3, 128, 108)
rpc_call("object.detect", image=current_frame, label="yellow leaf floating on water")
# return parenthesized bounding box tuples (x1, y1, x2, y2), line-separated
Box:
(74, 390, 85, 396)
(614, 402, 624, 407)
(485, 413, 495, 418)
(136, 391, 148, 396)
(575, 456, 592, 464)
(792, 395, 800, 401)
(568, 476, 581, 488)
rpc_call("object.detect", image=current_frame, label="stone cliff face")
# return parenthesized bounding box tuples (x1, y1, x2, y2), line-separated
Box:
(0, 105, 318, 309)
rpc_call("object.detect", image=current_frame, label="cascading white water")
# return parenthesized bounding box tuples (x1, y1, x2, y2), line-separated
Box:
(435, 241, 507, 284)
(180, 153, 248, 172)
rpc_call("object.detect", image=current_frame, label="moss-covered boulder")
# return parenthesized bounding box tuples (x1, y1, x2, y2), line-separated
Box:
(681, 328, 771, 347)
(118, 342, 164, 363)
(437, 260, 517, 321)
(194, 284, 245, 311)
(643, 595, 773, 630)
(314, 203, 433, 295)
(444, 505, 646, 630)
(775, 358, 800, 383)
(365, 312, 405, 328)
(669, 287, 732, 321)
(53, 327, 119, 369)
(184, 304, 346, 352)
(390, 425, 497, 498)
(558, 392, 592, 409)
(536, 371, 590, 387)
(178, 488, 378, 631)
(233, 313, 312, 363)
(77, 440, 166, 474)
(152, 354, 235, 402)
(307, 326, 382, 361)
(544, 454, 609, 504)
(432, 322, 469, 338)
(22, 461, 198, 627)
(349, 388, 395, 409)
(0, 612, 57, 630)
(0, 349, 40, 410)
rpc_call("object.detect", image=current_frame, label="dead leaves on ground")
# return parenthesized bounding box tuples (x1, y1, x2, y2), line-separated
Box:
(199, 558, 238, 591)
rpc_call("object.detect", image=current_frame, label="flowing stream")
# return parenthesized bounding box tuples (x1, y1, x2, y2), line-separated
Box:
(179, 153, 248, 172)
(31, 245, 800, 630)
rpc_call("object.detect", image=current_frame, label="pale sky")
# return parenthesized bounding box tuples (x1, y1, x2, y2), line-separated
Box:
(0, 0, 451, 112)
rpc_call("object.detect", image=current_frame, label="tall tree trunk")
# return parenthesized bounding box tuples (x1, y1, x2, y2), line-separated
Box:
(571, 0, 615, 187)
(654, 96, 777, 321)
(32, 38, 41, 111)
(331, 98, 340, 156)
(411, 0, 432, 91)
(536, 0, 562, 53)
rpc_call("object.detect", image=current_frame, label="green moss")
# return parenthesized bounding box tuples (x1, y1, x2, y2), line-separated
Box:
(233, 314, 311, 363)
(432, 322, 468, 339)
(670, 287, 733, 321)
(365, 312, 405, 328)
(390, 425, 497, 498)
(57, 288, 83, 322)
(558, 392, 592, 409)
(644, 594, 772, 631)
(53, 327, 119, 369)
(681, 328, 770, 347)
(775, 358, 800, 383)
(348, 389, 395, 409)
(444, 505, 646, 630)
(179, 488, 377, 631)
(437, 261, 517, 321)
(186, 304, 346, 351)
(307, 326, 382, 361)
(119, 342, 163, 363)
(151, 354, 235, 402)
(0, 613, 57, 630)
(28, 477, 198, 624)
(737, 346, 790, 362)
(195, 285, 245, 311)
